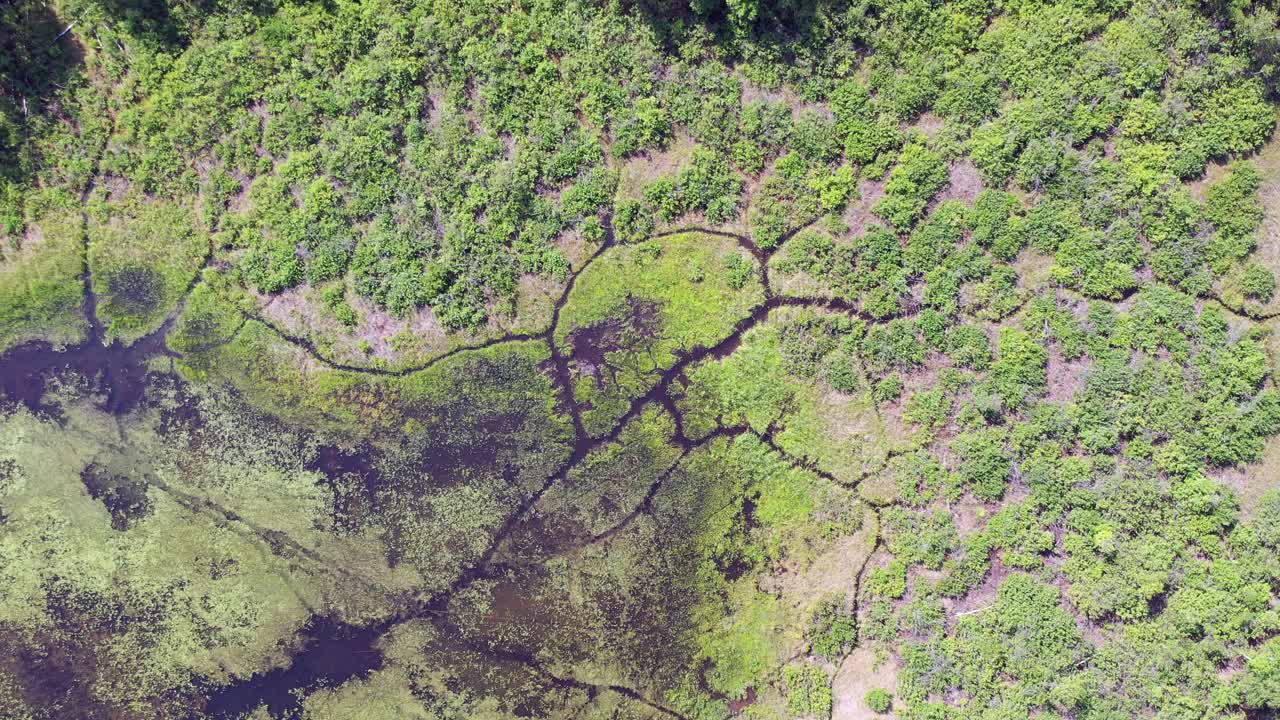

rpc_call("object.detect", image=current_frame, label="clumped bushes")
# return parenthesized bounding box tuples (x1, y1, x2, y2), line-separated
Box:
(645, 147, 743, 224)
(951, 429, 1012, 501)
(875, 142, 950, 231)
(784, 665, 833, 720)
(1206, 161, 1265, 270)
(612, 96, 671, 158)
(862, 319, 925, 374)
(1241, 262, 1277, 302)
(989, 328, 1047, 407)
(807, 595, 857, 661)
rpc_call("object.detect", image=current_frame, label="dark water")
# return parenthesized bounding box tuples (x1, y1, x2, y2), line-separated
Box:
(306, 443, 383, 535)
(0, 264, 172, 418)
(0, 332, 174, 419)
(202, 616, 388, 718)
(0, 303, 393, 718)
(565, 297, 661, 388)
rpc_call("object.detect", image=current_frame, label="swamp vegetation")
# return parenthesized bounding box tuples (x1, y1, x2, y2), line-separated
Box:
(4, 0, 1280, 718)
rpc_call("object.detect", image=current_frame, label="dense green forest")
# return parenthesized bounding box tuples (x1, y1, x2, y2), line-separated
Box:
(3, 0, 1280, 717)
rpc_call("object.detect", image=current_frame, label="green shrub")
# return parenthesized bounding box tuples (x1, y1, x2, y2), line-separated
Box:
(811, 164, 858, 212)
(824, 348, 863, 394)
(779, 316, 841, 378)
(867, 559, 908, 598)
(990, 328, 1047, 407)
(612, 96, 671, 157)
(724, 252, 754, 290)
(791, 109, 839, 164)
(615, 199, 655, 243)
(875, 142, 950, 231)
(243, 234, 304, 294)
(884, 508, 957, 569)
(862, 320, 925, 373)
(936, 59, 1000, 125)
(952, 429, 1012, 501)
(844, 116, 902, 165)
(807, 595, 857, 661)
(1241, 263, 1277, 302)
(1256, 490, 1280, 550)
(947, 325, 992, 370)
(1205, 161, 1265, 270)
(873, 374, 904, 404)
(971, 190, 1022, 259)
(865, 688, 893, 714)
(785, 665, 833, 720)
(904, 201, 967, 276)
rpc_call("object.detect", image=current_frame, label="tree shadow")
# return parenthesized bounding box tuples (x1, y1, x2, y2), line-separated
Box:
(623, 0, 844, 56)
(0, 0, 84, 189)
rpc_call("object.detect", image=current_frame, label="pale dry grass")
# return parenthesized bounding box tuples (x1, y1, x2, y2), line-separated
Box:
(1214, 434, 1280, 521)
(1045, 346, 1091, 404)
(615, 134, 697, 202)
(764, 523, 877, 613)
(832, 647, 899, 720)
(935, 160, 983, 205)
(1210, 125, 1280, 315)
(256, 273, 554, 369)
(1012, 249, 1055, 293)
(843, 178, 887, 237)
(908, 112, 945, 139)
(1210, 126, 1280, 508)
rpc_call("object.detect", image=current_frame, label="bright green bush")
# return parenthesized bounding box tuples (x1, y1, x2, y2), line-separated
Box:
(785, 664, 833, 720)
(951, 429, 1012, 501)
(865, 688, 892, 714)
(1205, 161, 1265, 267)
(1241, 262, 1277, 302)
(875, 142, 950, 231)
(807, 595, 857, 661)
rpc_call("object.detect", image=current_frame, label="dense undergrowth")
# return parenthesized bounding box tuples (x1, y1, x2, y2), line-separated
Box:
(4, 0, 1280, 719)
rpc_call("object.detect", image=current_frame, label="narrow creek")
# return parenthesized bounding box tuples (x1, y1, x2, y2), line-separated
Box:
(0, 217, 797, 718)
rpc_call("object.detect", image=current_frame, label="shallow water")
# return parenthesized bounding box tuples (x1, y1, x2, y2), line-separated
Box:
(0, 307, 394, 717)
(202, 616, 388, 718)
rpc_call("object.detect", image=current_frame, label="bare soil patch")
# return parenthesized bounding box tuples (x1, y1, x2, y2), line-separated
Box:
(843, 179, 887, 237)
(935, 160, 983, 206)
(556, 228, 596, 273)
(908, 112, 945, 139)
(616, 135, 697, 202)
(1212, 432, 1280, 521)
(942, 554, 1006, 624)
(258, 286, 460, 366)
(832, 647, 898, 720)
(1045, 347, 1090, 404)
